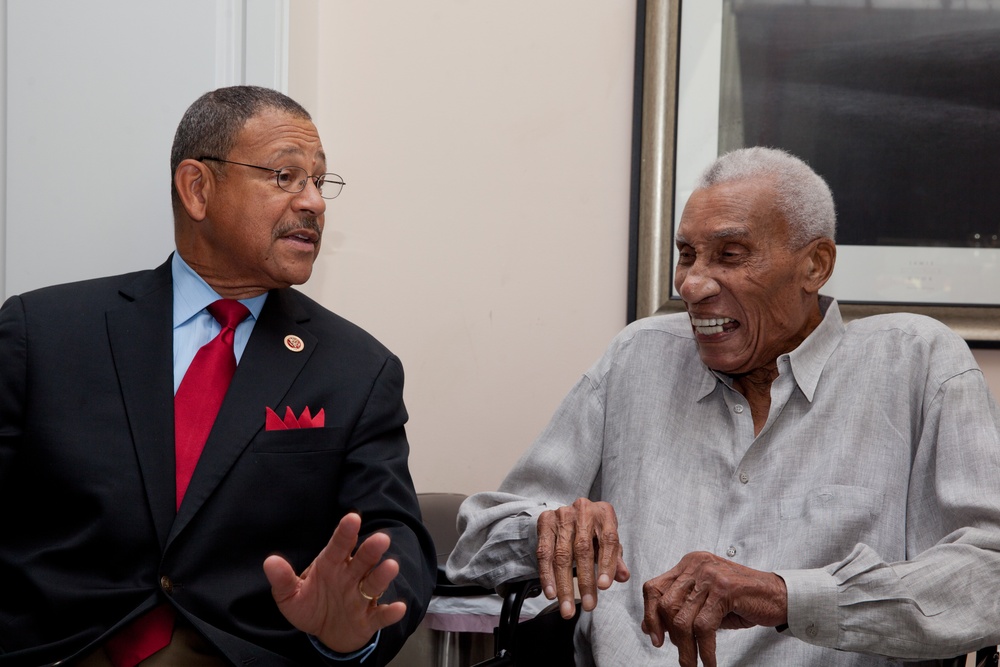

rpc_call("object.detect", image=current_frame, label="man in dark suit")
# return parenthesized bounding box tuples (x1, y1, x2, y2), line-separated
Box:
(0, 86, 436, 666)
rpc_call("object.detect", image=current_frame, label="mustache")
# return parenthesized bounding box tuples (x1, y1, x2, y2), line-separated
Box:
(273, 217, 322, 241)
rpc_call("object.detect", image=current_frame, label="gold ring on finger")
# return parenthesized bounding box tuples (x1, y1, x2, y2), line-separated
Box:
(358, 579, 383, 603)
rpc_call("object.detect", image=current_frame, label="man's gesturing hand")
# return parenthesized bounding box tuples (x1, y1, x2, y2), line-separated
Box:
(536, 498, 630, 619)
(641, 551, 787, 667)
(263, 512, 406, 654)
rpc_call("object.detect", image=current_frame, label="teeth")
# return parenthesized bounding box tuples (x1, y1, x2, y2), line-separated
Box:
(690, 317, 733, 327)
(690, 317, 734, 335)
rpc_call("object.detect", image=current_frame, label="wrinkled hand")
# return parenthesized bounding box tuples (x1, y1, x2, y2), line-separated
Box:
(536, 498, 630, 619)
(641, 551, 787, 667)
(263, 512, 406, 654)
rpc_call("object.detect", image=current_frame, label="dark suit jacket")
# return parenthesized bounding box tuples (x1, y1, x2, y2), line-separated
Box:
(0, 257, 436, 666)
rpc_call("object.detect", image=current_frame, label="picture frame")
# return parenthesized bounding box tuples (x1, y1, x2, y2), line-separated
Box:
(629, 0, 1000, 345)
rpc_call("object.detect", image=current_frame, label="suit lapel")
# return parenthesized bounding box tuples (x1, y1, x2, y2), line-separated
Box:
(106, 259, 176, 549)
(169, 289, 316, 541)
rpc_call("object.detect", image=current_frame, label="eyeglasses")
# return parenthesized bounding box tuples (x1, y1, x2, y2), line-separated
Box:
(198, 156, 345, 199)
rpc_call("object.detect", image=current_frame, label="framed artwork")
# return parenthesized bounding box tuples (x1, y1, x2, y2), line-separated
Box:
(630, 0, 1000, 344)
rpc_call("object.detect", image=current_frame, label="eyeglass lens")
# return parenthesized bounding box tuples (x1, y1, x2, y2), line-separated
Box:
(276, 167, 344, 199)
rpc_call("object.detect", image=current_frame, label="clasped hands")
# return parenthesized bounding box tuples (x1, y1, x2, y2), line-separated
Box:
(263, 512, 405, 654)
(537, 499, 787, 667)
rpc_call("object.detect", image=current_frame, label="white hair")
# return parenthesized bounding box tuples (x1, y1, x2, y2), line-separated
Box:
(695, 147, 837, 247)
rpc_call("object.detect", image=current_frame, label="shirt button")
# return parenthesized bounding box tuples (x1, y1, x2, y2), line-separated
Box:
(160, 575, 174, 595)
(733, 404, 744, 414)
(739, 472, 749, 484)
(806, 623, 818, 638)
(726, 546, 737, 558)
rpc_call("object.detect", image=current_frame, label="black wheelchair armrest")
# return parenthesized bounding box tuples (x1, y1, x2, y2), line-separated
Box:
(471, 576, 579, 667)
(494, 578, 547, 657)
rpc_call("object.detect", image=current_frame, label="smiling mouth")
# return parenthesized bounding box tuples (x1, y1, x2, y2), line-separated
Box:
(690, 316, 736, 336)
(285, 232, 317, 244)
(274, 218, 322, 246)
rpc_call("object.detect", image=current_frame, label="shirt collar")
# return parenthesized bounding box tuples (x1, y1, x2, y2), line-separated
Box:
(696, 360, 723, 401)
(694, 295, 844, 403)
(784, 295, 843, 402)
(171, 252, 268, 328)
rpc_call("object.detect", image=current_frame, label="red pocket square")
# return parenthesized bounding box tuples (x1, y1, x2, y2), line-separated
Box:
(265, 406, 326, 430)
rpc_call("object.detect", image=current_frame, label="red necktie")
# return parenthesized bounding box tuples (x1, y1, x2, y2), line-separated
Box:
(105, 299, 250, 667)
(173, 299, 251, 508)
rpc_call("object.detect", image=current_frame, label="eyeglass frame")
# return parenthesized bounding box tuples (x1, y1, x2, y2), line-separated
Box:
(197, 156, 346, 199)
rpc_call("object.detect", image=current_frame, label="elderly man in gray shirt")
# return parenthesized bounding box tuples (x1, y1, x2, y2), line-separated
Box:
(446, 147, 1000, 666)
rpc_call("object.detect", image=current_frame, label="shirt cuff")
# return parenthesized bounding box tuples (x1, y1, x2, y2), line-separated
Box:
(773, 568, 840, 648)
(310, 630, 380, 663)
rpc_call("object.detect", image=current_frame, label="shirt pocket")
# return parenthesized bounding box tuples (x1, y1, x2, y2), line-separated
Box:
(251, 426, 348, 453)
(778, 484, 884, 569)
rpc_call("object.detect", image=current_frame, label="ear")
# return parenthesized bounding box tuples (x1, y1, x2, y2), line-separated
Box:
(802, 238, 836, 294)
(174, 159, 213, 222)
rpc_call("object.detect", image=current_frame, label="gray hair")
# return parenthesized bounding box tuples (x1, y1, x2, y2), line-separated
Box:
(170, 85, 311, 210)
(695, 147, 836, 247)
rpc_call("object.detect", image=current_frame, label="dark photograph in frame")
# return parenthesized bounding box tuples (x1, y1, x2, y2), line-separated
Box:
(720, 1, 1000, 250)
(629, 0, 1000, 344)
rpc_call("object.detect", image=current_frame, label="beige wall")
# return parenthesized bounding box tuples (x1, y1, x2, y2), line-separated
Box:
(290, 2, 636, 496)
(289, 2, 1000, 498)
(979, 349, 1000, 398)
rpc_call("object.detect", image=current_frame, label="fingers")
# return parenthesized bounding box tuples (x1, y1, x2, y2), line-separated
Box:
(269, 511, 397, 607)
(696, 626, 718, 667)
(558, 502, 589, 617)
(371, 600, 408, 629)
(262, 554, 300, 605)
(641, 552, 788, 666)
(536, 510, 559, 600)
(671, 582, 711, 667)
(642, 573, 716, 667)
(614, 555, 631, 584)
(313, 513, 394, 587)
(359, 557, 400, 601)
(536, 500, 626, 619)
(594, 510, 626, 591)
(350, 531, 392, 577)
(536, 502, 591, 618)
(265, 512, 410, 654)
(324, 512, 364, 564)
(641, 576, 668, 648)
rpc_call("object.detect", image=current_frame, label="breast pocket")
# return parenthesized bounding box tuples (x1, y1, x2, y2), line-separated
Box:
(778, 484, 884, 569)
(251, 426, 348, 453)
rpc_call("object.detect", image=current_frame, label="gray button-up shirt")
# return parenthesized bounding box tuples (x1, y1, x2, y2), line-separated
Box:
(446, 298, 1000, 666)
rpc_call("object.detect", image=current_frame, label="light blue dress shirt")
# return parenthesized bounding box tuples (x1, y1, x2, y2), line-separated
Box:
(171, 253, 266, 393)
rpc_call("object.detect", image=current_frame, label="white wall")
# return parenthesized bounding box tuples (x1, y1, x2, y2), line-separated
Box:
(290, 2, 637, 495)
(3, 1, 206, 296)
(2, 0, 291, 299)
